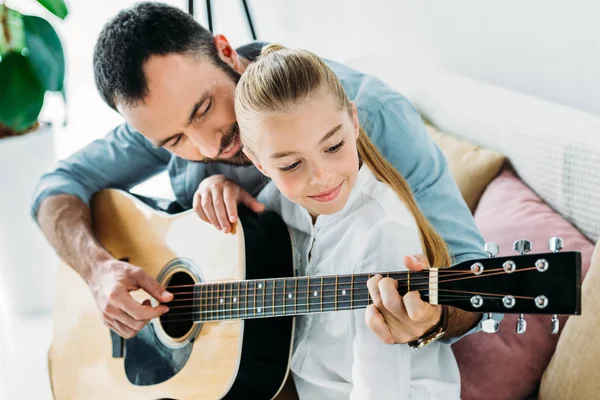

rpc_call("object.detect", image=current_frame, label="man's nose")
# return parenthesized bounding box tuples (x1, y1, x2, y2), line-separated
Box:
(189, 130, 221, 159)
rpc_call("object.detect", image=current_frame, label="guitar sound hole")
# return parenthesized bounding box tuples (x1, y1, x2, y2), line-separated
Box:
(160, 271, 195, 340)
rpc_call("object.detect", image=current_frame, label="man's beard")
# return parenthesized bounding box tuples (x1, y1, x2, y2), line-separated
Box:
(192, 60, 252, 167)
(193, 122, 252, 166)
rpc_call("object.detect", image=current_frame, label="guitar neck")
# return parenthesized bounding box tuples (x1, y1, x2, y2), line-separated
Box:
(183, 271, 431, 322)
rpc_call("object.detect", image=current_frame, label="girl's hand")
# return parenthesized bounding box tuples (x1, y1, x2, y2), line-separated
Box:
(365, 254, 442, 344)
(192, 175, 265, 233)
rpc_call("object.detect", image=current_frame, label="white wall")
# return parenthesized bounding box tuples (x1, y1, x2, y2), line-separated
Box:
(232, 0, 600, 116)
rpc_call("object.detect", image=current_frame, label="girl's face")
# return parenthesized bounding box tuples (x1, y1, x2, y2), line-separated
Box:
(245, 89, 360, 218)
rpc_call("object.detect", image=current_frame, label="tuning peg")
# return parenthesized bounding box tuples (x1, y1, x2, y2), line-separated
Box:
(551, 314, 559, 334)
(513, 240, 532, 255)
(517, 314, 527, 334)
(549, 237, 564, 253)
(480, 312, 499, 333)
(484, 242, 499, 258)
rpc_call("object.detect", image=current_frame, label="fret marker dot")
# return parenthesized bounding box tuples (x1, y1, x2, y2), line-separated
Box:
(258, 283, 263, 289)
(257, 307, 262, 313)
(342, 290, 346, 295)
(288, 293, 292, 299)
(313, 291, 318, 297)
(220, 298, 224, 304)
(233, 297, 237, 303)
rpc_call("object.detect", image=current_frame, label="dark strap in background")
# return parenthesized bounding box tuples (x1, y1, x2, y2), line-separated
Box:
(189, 0, 258, 41)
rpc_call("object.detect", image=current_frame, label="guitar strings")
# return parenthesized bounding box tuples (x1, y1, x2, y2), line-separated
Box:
(158, 294, 513, 323)
(159, 265, 541, 304)
(164, 268, 474, 290)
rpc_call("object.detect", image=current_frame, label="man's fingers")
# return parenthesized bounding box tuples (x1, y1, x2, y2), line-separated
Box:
(200, 192, 220, 229)
(113, 308, 147, 332)
(212, 188, 232, 232)
(238, 190, 265, 213)
(132, 269, 173, 303)
(113, 319, 137, 339)
(365, 305, 396, 344)
(403, 254, 430, 272)
(378, 278, 409, 321)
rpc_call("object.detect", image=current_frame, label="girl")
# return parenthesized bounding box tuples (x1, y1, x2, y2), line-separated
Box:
(234, 45, 460, 400)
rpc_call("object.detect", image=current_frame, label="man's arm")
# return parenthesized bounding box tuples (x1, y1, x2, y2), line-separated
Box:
(362, 98, 492, 339)
(33, 123, 174, 338)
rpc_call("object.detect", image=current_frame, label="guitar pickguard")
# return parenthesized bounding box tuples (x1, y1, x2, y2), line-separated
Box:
(123, 323, 193, 386)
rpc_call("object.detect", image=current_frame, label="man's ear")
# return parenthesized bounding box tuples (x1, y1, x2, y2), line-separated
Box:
(350, 101, 360, 139)
(214, 34, 244, 73)
(243, 148, 269, 177)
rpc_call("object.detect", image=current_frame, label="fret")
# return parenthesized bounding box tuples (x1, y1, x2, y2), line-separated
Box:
(235, 281, 240, 320)
(273, 278, 285, 316)
(194, 283, 201, 322)
(248, 280, 256, 319)
(320, 276, 324, 313)
(272, 278, 276, 316)
(264, 279, 275, 317)
(294, 278, 298, 315)
(224, 282, 230, 320)
(285, 278, 296, 315)
(350, 275, 354, 311)
(262, 279, 266, 316)
(350, 274, 370, 309)
(308, 276, 321, 313)
(209, 282, 215, 321)
(242, 280, 248, 320)
(296, 276, 308, 316)
(321, 275, 337, 312)
(282, 278, 287, 316)
(218, 282, 225, 321)
(336, 275, 353, 311)
(255, 280, 265, 318)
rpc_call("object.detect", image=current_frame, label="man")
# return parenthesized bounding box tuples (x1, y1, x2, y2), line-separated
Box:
(33, 2, 492, 345)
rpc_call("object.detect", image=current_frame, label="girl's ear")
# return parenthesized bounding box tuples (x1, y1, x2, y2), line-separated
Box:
(350, 101, 360, 139)
(243, 148, 270, 178)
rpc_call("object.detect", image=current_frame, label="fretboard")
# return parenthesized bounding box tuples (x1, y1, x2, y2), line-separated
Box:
(167, 271, 430, 323)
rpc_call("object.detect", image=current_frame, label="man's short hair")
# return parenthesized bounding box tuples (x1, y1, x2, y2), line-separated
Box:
(93, 2, 220, 110)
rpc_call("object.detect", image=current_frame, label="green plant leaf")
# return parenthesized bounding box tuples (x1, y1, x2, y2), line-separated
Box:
(0, 52, 45, 133)
(23, 15, 65, 92)
(36, 0, 68, 20)
(0, 6, 26, 56)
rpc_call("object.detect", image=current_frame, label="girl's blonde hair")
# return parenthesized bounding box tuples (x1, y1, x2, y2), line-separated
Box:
(235, 44, 452, 269)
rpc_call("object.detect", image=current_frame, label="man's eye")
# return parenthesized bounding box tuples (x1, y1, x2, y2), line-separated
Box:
(326, 140, 345, 153)
(197, 99, 213, 119)
(170, 135, 183, 147)
(279, 161, 301, 172)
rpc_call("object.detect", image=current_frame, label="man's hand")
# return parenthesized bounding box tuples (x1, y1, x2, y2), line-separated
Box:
(365, 254, 443, 344)
(88, 258, 173, 339)
(193, 175, 265, 233)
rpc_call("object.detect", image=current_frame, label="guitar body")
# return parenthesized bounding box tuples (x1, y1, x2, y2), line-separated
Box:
(48, 189, 295, 400)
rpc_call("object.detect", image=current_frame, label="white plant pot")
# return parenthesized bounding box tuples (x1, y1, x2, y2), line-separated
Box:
(0, 123, 58, 316)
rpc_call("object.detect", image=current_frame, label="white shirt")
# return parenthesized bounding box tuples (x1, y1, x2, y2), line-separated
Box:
(258, 165, 461, 400)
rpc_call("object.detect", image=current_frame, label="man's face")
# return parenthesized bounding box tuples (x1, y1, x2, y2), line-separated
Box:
(118, 52, 248, 165)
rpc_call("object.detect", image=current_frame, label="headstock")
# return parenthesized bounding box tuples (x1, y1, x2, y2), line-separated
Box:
(438, 237, 581, 335)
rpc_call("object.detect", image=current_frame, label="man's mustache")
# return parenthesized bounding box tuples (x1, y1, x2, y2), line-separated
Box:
(219, 122, 240, 154)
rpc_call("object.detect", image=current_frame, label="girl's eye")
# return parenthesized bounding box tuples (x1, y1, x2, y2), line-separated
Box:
(326, 140, 345, 153)
(279, 161, 301, 172)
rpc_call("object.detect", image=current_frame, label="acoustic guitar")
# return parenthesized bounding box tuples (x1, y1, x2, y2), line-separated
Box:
(48, 189, 581, 400)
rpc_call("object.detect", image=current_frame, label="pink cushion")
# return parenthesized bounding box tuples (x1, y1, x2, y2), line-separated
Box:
(452, 166, 594, 400)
